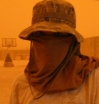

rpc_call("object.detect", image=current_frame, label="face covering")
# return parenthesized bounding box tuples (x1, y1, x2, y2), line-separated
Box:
(24, 33, 99, 98)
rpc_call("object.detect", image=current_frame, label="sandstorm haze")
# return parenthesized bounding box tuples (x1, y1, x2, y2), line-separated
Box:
(0, 0, 99, 49)
(0, 1, 99, 104)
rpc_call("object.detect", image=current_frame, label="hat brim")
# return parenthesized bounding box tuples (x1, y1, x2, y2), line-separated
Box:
(19, 22, 84, 42)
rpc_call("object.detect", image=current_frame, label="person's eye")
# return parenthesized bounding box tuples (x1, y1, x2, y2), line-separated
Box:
(34, 31, 45, 36)
(64, 33, 72, 37)
(30, 31, 45, 37)
(53, 32, 63, 37)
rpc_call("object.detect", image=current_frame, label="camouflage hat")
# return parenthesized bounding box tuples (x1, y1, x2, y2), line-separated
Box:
(19, 0, 84, 42)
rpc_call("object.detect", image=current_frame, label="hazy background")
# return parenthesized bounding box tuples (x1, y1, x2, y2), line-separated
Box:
(0, 0, 99, 49)
(0, 1, 99, 104)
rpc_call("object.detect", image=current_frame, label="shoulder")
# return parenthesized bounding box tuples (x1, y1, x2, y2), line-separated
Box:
(95, 67, 99, 75)
(88, 67, 99, 88)
(10, 74, 34, 104)
(13, 73, 27, 82)
(89, 67, 99, 83)
(94, 67, 99, 85)
(90, 67, 99, 103)
(92, 67, 99, 80)
(11, 73, 29, 90)
(88, 67, 99, 78)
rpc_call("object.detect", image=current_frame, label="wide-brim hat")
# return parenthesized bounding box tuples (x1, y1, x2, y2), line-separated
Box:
(19, 0, 84, 42)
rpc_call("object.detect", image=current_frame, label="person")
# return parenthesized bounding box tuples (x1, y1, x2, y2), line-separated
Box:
(9, 0, 99, 104)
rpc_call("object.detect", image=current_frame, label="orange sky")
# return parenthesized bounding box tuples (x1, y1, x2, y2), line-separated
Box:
(0, 0, 99, 49)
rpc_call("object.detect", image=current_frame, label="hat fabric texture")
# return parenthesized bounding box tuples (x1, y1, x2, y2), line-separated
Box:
(19, 0, 84, 42)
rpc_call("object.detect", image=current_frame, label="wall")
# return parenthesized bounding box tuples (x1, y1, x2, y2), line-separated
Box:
(81, 36, 99, 58)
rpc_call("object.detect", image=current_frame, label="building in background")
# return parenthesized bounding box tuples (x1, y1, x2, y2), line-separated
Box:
(0, 36, 99, 60)
(0, 38, 30, 60)
(81, 36, 99, 58)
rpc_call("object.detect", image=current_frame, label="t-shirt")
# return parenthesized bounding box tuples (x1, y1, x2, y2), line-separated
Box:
(9, 67, 99, 104)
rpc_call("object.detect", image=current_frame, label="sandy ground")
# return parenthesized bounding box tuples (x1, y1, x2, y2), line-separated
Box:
(0, 60, 28, 104)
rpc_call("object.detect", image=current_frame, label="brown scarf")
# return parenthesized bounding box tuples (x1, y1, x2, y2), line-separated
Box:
(24, 35, 99, 94)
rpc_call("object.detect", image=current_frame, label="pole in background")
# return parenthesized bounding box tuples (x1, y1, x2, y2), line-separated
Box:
(2, 38, 16, 67)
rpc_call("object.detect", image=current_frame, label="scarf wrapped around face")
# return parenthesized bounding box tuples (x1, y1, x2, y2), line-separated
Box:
(24, 34, 99, 95)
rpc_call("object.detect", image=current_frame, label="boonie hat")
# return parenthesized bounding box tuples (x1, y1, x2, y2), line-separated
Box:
(19, 0, 84, 42)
